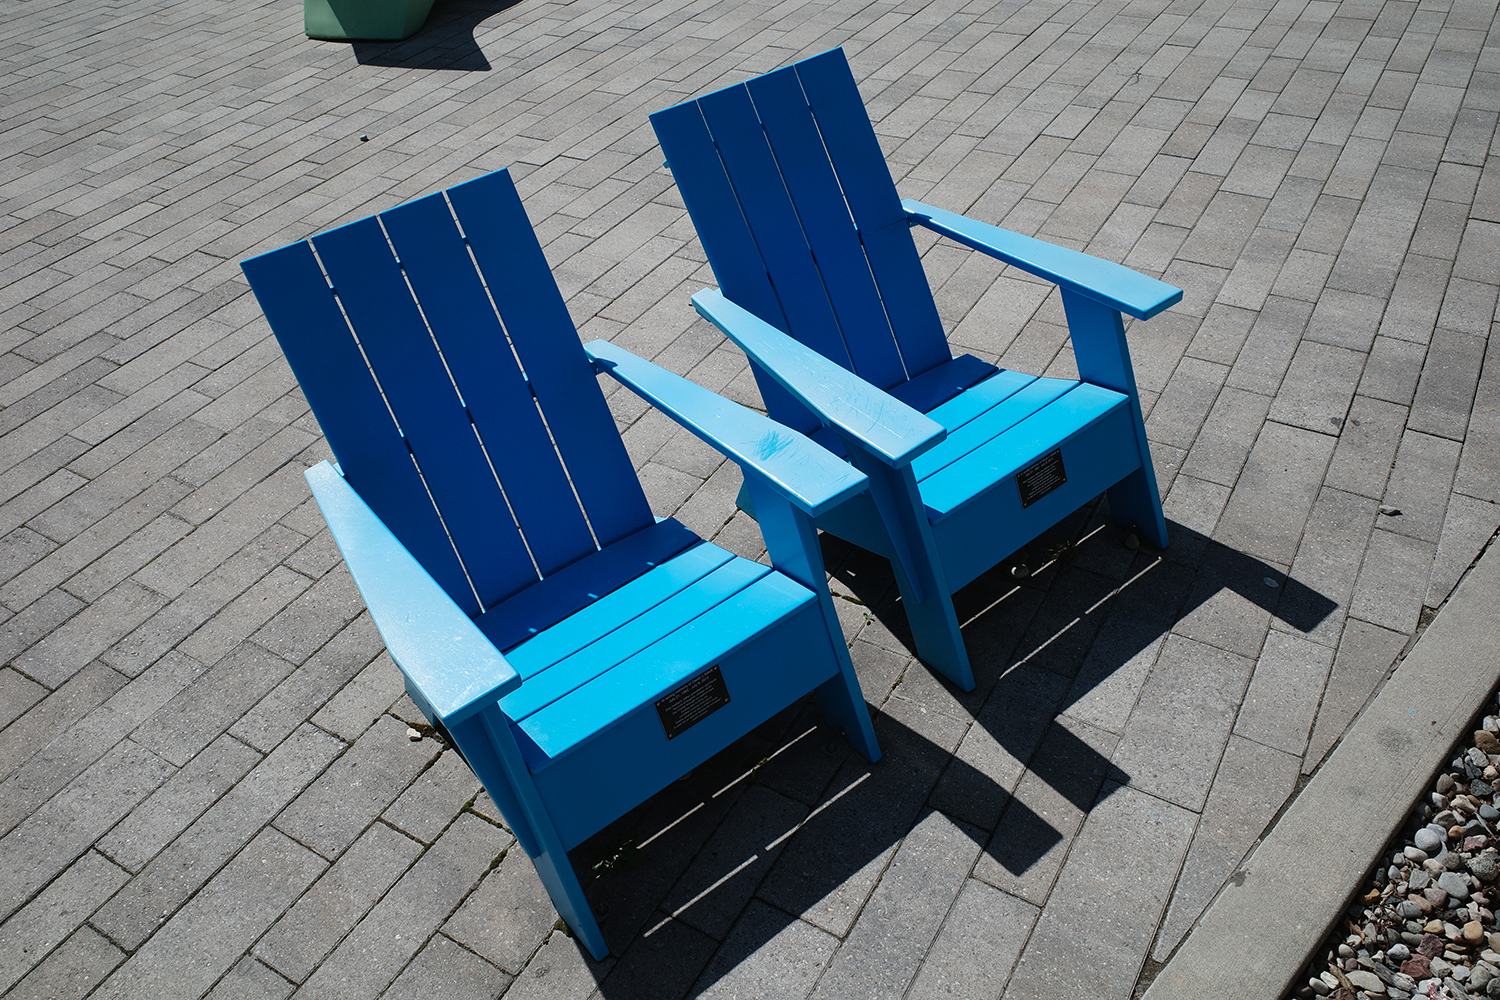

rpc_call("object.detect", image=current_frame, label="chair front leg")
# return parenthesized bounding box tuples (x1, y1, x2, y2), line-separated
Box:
(833, 450, 974, 693)
(1059, 289, 1169, 549)
(447, 706, 610, 960)
(741, 476, 881, 763)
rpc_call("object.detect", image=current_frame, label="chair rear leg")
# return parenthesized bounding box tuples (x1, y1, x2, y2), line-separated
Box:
(527, 841, 609, 959)
(814, 655, 881, 763)
(740, 477, 883, 761)
(1106, 466, 1169, 548)
(1060, 289, 1169, 551)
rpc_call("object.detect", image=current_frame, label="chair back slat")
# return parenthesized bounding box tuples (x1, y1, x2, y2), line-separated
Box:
(696, 85, 855, 373)
(380, 192, 599, 577)
(243, 169, 660, 618)
(791, 49, 951, 379)
(743, 65, 909, 391)
(648, 102, 818, 433)
(652, 47, 954, 404)
(447, 171, 655, 549)
(311, 217, 542, 608)
(240, 240, 479, 615)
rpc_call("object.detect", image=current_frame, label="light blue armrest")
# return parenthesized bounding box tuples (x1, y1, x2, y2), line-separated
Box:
(305, 461, 520, 724)
(585, 340, 868, 518)
(903, 200, 1183, 321)
(688, 290, 946, 469)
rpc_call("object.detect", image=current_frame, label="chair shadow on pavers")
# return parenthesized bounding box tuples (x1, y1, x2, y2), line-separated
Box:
(349, 0, 521, 70)
(553, 697, 1122, 997)
(238, 167, 886, 962)
(824, 503, 1338, 886)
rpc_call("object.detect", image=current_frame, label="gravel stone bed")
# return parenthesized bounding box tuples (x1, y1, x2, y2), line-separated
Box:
(1293, 697, 1500, 1000)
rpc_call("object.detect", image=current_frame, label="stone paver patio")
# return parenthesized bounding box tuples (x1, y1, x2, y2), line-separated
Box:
(1, 0, 1497, 996)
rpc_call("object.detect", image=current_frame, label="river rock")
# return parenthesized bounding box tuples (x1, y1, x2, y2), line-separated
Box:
(1417, 828, 1446, 852)
(1411, 870, 1433, 891)
(1473, 963, 1499, 991)
(1477, 731, 1500, 754)
(1471, 852, 1500, 883)
(1402, 955, 1432, 979)
(1440, 871, 1473, 900)
(1347, 969, 1385, 993)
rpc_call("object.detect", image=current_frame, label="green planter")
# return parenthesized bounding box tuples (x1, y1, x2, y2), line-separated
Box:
(304, 0, 436, 40)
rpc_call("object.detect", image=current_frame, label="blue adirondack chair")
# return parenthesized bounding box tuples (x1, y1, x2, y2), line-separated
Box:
(238, 167, 880, 960)
(650, 48, 1182, 692)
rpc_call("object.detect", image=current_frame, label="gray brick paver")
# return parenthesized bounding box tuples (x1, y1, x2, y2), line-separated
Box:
(88, 723, 342, 951)
(274, 715, 439, 860)
(0, 649, 204, 836)
(253, 821, 424, 984)
(92, 827, 326, 1000)
(0, 739, 174, 924)
(0, 849, 130, 995)
(1001, 782, 1196, 1000)
(289, 813, 512, 1000)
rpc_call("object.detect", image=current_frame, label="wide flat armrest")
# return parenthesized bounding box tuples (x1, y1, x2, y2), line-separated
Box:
(903, 200, 1183, 321)
(585, 340, 868, 518)
(689, 290, 946, 468)
(306, 461, 520, 724)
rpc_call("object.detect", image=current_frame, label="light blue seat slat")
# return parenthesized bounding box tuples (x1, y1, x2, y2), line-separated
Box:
(446, 171, 655, 548)
(885, 354, 1000, 414)
(499, 540, 735, 685)
(743, 65, 908, 392)
(911, 376, 1077, 481)
(921, 368, 1038, 430)
(239, 240, 478, 616)
(697, 85, 857, 375)
(477, 519, 700, 654)
(792, 49, 951, 379)
(921, 383, 1131, 518)
(311, 218, 539, 608)
(502, 555, 772, 724)
(515, 572, 815, 763)
(380, 192, 598, 578)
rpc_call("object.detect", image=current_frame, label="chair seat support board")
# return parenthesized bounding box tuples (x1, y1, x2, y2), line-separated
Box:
(240, 167, 880, 960)
(651, 47, 1182, 692)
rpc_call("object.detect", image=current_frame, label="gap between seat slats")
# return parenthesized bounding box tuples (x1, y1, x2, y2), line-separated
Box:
(475, 518, 699, 654)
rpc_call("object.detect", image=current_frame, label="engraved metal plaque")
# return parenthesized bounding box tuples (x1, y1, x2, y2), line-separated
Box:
(655, 665, 731, 740)
(1016, 449, 1067, 508)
